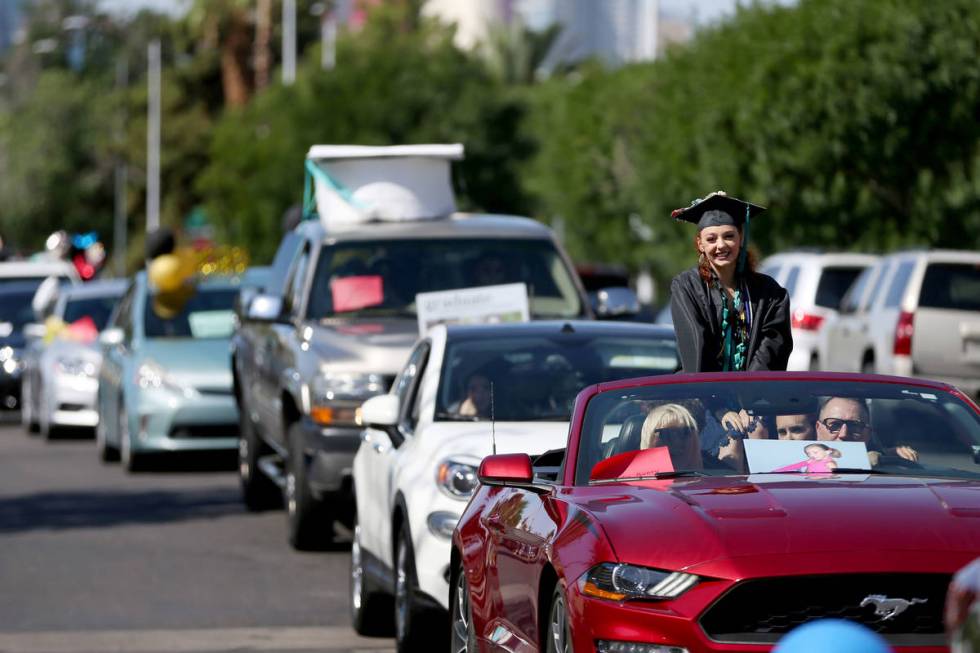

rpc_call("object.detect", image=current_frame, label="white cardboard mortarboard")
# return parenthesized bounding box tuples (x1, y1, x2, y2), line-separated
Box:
(305, 144, 464, 229)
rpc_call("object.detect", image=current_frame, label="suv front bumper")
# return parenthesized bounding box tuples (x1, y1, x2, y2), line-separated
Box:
(297, 416, 359, 504)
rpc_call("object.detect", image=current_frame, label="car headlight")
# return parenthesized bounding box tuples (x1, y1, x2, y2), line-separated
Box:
(136, 359, 198, 398)
(436, 459, 479, 499)
(55, 357, 97, 378)
(309, 372, 387, 426)
(0, 347, 19, 374)
(579, 563, 698, 601)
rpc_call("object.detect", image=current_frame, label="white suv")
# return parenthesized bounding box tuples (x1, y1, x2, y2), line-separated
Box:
(820, 250, 980, 398)
(760, 251, 878, 370)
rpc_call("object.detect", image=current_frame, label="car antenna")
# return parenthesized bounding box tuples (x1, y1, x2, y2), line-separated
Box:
(490, 381, 497, 456)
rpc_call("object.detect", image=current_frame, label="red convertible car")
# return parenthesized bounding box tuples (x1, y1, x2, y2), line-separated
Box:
(451, 372, 980, 653)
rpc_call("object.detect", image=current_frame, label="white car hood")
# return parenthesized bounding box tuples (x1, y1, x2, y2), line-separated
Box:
(421, 420, 569, 464)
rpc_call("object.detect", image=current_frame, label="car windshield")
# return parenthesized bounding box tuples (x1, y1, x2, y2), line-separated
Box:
(144, 287, 237, 339)
(436, 332, 678, 422)
(0, 290, 35, 331)
(574, 379, 980, 485)
(64, 295, 119, 331)
(307, 239, 584, 319)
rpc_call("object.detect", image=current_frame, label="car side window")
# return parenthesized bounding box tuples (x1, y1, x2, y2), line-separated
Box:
(839, 266, 873, 314)
(863, 261, 891, 310)
(282, 245, 310, 319)
(265, 232, 302, 297)
(395, 341, 430, 437)
(783, 266, 801, 300)
(884, 260, 915, 309)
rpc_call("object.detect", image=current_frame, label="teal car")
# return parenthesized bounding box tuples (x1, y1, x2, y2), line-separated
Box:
(96, 271, 240, 471)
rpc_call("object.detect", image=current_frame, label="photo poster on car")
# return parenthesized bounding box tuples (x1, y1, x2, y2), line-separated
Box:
(415, 283, 530, 335)
(743, 439, 871, 474)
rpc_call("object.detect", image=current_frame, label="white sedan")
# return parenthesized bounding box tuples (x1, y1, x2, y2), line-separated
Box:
(349, 320, 678, 650)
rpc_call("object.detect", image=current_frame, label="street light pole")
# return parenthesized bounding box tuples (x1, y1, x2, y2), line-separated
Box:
(114, 57, 128, 276)
(282, 0, 296, 84)
(146, 39, 161, 233)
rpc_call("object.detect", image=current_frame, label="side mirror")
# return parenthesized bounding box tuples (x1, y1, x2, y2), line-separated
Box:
(246, 293, 283, 322)
(478, 453, 533, 486)
(593, 287, 640, 319)
(360, 394, 400, 428)
(99, 327, 125, 347)
(23, 323, 46, 340)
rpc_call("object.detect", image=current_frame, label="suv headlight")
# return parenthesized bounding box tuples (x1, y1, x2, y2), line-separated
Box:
(436, 459, 479, 499)
(55, 357, 97, 378)
(310, 372, 387, 426)
(136, 359, 198, 398)
(579, 563, 698, 601)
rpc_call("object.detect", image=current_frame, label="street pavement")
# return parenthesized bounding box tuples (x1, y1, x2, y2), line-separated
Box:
(0, 418, 394, 653)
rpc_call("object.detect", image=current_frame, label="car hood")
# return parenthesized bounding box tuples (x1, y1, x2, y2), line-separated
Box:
(142, 338, 232, 391)
(307, 318, 418, 376)
(422, 421, 569, 462)
(582, 475, 980, 573)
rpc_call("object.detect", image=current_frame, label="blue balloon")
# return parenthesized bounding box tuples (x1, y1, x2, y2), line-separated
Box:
(774, 619, 893, 653)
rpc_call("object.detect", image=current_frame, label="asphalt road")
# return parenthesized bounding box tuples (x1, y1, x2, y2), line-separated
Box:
(0, 418, 394, 653)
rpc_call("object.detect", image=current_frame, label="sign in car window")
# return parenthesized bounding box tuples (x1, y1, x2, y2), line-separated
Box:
(744, 439, 871, 474)
(188, 310, 235, 339)
(415, 283, 530, 334)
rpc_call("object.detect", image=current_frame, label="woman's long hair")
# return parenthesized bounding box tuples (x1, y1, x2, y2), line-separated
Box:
(805, 443, 842, 459)
(695, 228, 757, 284)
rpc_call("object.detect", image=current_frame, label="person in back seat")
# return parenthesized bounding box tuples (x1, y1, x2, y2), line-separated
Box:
(640, 404, 703, 470)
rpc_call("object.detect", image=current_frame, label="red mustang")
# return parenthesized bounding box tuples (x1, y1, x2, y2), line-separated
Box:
(451, 372, 980, 653)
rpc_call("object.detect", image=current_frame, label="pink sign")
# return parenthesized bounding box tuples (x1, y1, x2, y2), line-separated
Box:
(330, 275, 384, 313)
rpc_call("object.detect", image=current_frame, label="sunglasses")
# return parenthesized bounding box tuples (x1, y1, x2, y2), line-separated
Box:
(655, 426, 691, 442)
(820, 418, 869, 434)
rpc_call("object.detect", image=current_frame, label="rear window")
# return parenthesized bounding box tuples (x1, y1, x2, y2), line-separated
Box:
(64, 295, 119, 331)
(884, 260, 916, 308)
(814, 266, 865, 309)
(919, 263, 980, 311)
(839, 266, 873, 313)
(783, 266, 801, 300)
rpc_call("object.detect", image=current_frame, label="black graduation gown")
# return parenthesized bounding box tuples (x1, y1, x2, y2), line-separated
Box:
(670, 267, 793, 373)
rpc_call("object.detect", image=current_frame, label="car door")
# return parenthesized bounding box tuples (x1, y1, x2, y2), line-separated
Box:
(99, 282, 135, 445)
(358, 340, 431, 566)
(824, 265, 876, 371)
(256, 241, 309, 445)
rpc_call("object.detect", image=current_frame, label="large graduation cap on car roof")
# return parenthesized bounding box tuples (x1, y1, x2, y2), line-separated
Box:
(303, 144, 464, 230)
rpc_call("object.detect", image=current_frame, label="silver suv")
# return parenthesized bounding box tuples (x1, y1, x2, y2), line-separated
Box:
(760, 251, 878, 371)
(820, 250, 980, 399)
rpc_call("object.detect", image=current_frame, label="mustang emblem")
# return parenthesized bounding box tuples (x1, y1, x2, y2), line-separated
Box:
(860, 594, 928, 621)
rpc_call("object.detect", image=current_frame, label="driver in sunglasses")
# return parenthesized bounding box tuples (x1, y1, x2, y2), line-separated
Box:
(816, 397, 918, 465)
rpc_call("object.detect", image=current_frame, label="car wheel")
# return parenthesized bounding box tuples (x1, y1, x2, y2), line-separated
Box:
(96, 409, 119, 462)
(546, 587, 573, 653)
(22, 381, 39, 434)
(450, 561, 477, 653)
(39, 389, 59, 441)
(119, 400, 144, 472)
(350, 515, 394, 636)
(285, 422, 331, 550)
(394, 521, 425, 653)
(238, 411, 280, 511)
(809, 354, 820, 371)
(862, 359, 875, 375)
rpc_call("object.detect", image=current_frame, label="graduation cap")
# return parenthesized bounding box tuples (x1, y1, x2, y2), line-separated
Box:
(671, 191, 766, 230)
(671, 191, 766, 273)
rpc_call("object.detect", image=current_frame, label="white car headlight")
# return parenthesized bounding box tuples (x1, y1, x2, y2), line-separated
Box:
(436, 459, 480, 499)
(55, 357, 97, 378)
(136, 359, 198, 398)
(579, 563, 698, 601)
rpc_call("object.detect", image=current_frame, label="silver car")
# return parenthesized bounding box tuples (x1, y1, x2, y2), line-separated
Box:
(820, 250, 980, 400)
(21, 279, 126, 438)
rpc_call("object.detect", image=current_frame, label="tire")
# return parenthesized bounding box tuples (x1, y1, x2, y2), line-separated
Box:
(39, 388, 60, 441)
(350, 515, 394, 636)
(809, 354, 820, 372)
(449, 561, 477, 653)
(546, 587, 573, 653)
(22, 380, 39, 434)
(395, 521, 424, 653)
(238, 410, 280, 511)
(285, 422, 332, 550)
(96, 407, 119, 462)
(861, 358, 875, 375)
(119, 399, 144, 472)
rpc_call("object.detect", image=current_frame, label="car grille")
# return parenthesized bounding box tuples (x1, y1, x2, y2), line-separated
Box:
(168, 424, 239, 439)
(699, 573, 949, 646)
